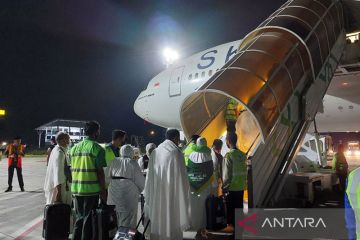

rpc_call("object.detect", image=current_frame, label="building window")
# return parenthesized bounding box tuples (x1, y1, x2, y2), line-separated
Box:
(209, 70, 213, 76)
(188, 74, 192, 80)
(195, 73, 199, 79)
(201, 71, 205, 77)
(46, 136, 51, 140)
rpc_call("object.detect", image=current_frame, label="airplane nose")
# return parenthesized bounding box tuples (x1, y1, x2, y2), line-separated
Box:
(134, 93, 148, 120)
(133, 98, 143, 118)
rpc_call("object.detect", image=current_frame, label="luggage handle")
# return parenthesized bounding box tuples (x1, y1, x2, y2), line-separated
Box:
(136, 212, 150, 234)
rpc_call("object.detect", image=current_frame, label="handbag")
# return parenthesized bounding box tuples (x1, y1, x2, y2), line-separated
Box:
(59, 147, 72, 184)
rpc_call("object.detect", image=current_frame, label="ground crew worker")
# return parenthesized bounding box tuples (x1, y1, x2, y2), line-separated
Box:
(104, 130, 126, 187)
(70, 121, 107, 240)
(222, 132, 247, 228)
(5, 136, 25, 192)
(225, 98, 238, 133)
(183, 134, 200, 166)
(104, 130, 126, 165)
(332, 144, 348, 191)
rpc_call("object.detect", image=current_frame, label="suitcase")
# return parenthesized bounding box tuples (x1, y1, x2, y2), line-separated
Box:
(206, 195, 227, 230)
(42, 203, 71, 240)
(113, 213, 150, 240)
(92, 204, 118, 240)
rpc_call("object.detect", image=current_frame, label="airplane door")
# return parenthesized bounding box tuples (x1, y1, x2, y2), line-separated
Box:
(169, 66, 184, 97)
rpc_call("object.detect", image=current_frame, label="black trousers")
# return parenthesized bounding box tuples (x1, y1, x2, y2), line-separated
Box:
(73, 195, 99, 240)
(8, 166, 24, 188)
(226, 190, 244, 226)
(338, 173, 347, 192)
(226, 120, 237, 133)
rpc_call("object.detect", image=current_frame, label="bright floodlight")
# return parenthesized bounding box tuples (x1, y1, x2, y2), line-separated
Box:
(2, 142, 7, 146)
(163, 48, 179, 67)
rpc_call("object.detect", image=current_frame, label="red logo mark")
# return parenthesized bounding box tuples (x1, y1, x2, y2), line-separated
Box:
(237, 214, 258, 233)
(154, 82, 160, 88)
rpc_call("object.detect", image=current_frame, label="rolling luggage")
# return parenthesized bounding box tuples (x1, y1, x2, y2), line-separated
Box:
(42, 203, 71, 240)
(92, 204, 118, 240)
(113, 213, 150, 240)
(206, 195, 227, 230)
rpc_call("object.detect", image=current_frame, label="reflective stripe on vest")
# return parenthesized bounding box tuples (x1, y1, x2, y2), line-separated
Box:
(225, 99, 238, 121)
(346, 167, 360, 238)
(8, 144, 24, 168)
(104, 145, 116, 167)
(228, 149, 247, 191)
(8, 144, 24, 156)
(70, 139, 101, 195)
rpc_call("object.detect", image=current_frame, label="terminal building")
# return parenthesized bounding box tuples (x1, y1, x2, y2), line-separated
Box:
(35, 119, 87, 148)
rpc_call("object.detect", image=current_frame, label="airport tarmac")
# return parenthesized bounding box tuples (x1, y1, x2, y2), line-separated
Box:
(0, 156, 196, 240)
(0, 155, 359, 240)
(0, 156, 47, 240)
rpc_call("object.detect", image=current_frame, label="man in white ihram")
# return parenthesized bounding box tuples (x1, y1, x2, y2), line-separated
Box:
(44, 132, 71, 205)
(144, 129, 191, 240)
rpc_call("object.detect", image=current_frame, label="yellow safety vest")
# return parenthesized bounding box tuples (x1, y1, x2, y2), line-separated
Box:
(227, 149, 247, 191)
(70, 138, 104, 196)
(225, 98, 238, 121)
(346, 167, 360, 239)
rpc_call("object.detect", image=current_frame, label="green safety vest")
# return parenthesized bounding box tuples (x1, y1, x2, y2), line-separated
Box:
(70, 138, 103, 196)
(183, 142, 197, 167)
(332, 152, 348, 174)
(227, 148, 247, 191)
(346, 167, 360, 239)
(104, 145, 117, 167)
(225, 98, 238, 121)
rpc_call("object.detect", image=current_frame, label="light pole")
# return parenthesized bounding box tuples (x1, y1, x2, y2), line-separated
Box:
(163, 48, 179, 68)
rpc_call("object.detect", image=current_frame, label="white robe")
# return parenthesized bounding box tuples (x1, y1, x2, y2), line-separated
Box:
(107, 157, 145, 228)
(188, 151, 216, 230)
(44, 145, 72, 205)
(144, 140, 191, 240)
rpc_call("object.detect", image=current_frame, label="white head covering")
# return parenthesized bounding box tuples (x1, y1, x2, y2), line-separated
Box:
(196, 137, 207, 147)
(120, 144, 134, 159)
(133, 147, 141, 159)
(146, 143, 156, 156)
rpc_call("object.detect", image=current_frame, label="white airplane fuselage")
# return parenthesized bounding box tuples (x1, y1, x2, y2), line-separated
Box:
(134, 40, 360, 133)
(134, 40, 241, 129)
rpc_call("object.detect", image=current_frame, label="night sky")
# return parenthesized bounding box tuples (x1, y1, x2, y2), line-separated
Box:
(0, 0, 285, 147)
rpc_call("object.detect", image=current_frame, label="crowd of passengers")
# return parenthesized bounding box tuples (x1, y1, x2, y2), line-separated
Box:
(44, 120, 247, 240)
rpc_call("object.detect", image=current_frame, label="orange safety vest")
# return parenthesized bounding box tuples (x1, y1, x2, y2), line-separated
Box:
(6, 144, 25, 168)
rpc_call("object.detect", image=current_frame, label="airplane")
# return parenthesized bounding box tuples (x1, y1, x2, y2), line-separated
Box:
(133, 38, 360, 134)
